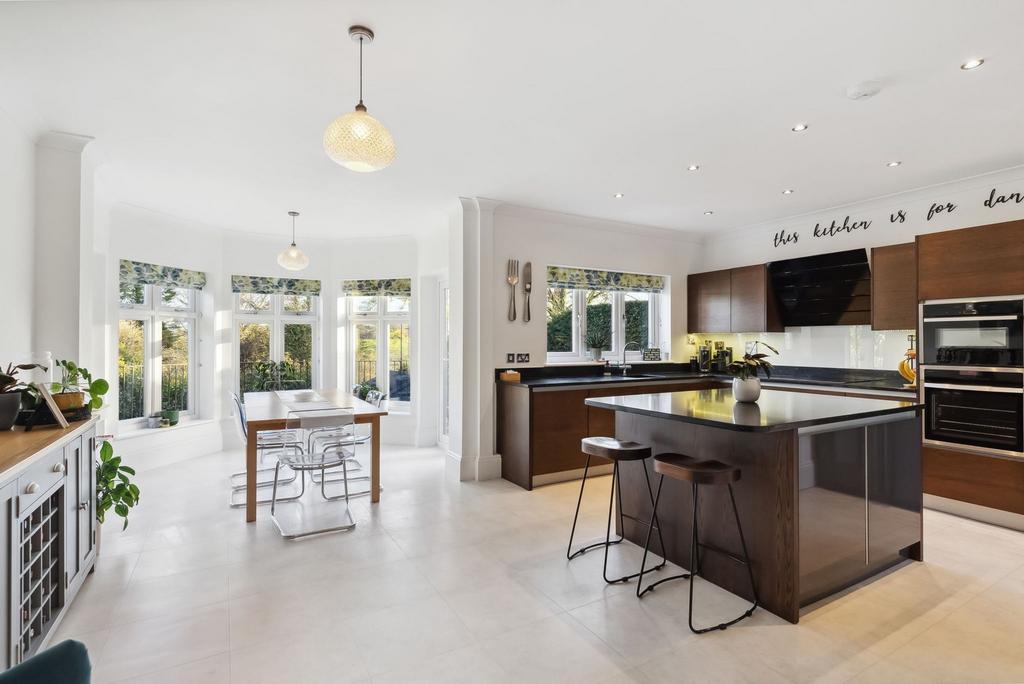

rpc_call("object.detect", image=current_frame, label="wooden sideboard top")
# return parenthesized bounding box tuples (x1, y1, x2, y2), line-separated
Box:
(0, 417, 100, 481)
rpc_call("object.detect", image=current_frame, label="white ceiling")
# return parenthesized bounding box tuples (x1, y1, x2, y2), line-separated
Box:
(2, 0, 1023, 240)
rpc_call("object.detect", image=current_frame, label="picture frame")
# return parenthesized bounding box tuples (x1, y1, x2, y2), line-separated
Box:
(34, 382, 70, 429)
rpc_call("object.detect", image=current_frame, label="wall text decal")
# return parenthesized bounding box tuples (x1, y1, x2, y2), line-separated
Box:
(926, 202, 957, 221)
(984, 187, 1024, 208)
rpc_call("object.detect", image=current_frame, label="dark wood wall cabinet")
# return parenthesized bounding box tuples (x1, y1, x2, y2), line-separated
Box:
(917, 219, 1024, 301)
(923, 445, 1024, 516)
(870, 243, 918, 331)
(497, 379, 725, 490)
(688, 264, 782, 334)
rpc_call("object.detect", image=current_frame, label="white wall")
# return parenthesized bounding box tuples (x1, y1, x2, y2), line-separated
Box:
(491, 204, 703, 366)
(693, 167, 1024, 370)
(0, 108, 35, 364)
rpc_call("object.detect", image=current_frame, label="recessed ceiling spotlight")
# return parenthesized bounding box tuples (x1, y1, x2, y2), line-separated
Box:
(886, 160, 902, 167)
(791, 123, 808, 132)
(960, 58, 985, 71)
(782, 189, 795, 195)
(687, 164, 700, 172)
(613, 192, 624, 198)
(703, 210, 714, 216)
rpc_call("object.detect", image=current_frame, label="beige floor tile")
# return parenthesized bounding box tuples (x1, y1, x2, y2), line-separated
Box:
(440, 576, 562, 639)
(100, 653, 231, 684)
(229, 628, 369, 684)
(369, 644, 514, 684)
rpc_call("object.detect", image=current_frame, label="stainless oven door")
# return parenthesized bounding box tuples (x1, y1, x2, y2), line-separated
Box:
(923, 369, 1024, 456)
(921, 298, 1024, 367)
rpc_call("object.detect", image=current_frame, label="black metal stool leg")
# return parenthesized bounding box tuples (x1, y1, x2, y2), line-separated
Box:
(568, 454, 623, 560)
(637, 475, 693, 597)
(688, 483, 759, 634)
(642, 464, 668, 572)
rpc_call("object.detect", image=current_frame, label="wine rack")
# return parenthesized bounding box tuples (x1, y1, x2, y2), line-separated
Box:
(15, 486, 64, 662)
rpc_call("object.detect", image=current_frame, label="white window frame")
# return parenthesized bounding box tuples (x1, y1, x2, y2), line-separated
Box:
(233, 293, 320, 395)
(546, 288, 662, 363)
(117, 284, 199, 424)
(346, 294, 412, 413)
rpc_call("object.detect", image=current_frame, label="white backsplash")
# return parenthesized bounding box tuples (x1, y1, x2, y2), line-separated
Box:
(690, 326, 915, 371)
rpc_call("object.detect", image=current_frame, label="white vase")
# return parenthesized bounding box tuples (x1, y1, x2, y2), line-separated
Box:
(732, 377, 761, 402)
(591, 348, 603, 362)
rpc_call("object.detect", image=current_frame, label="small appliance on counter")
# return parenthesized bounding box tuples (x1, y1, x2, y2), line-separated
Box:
(698, 342, 712, 373)
(712, 347, 733, 372)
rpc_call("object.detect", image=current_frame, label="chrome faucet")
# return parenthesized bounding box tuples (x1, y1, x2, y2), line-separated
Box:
(619, 341, 643, 374)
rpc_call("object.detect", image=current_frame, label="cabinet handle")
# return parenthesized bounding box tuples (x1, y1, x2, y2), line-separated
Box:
(53, 463, 66, 474)
(79, 501, 89, 511)
(24, 482, 39, 495)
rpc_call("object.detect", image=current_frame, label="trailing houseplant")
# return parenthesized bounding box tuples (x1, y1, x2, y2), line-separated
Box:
(585, 329, 609, 362)
(96, 439, 140, 532)
(51, 359, 109, 413)
(352, 379, 379, 400)
(724, 341, 779, 403)
(0, 362, 47, 430)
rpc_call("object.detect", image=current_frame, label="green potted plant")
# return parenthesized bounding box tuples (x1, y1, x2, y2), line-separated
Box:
(96, 439, 140, 538)
(0, 362, 47, 430)
(586, 329, 609, 362)
(352, 379, 379, 400)
(724, 341, 779, 402)
(51, 360, 109, 413)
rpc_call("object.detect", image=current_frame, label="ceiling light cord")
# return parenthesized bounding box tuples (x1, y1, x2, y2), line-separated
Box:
(291, 213, 297, 245)
(358, 36, 364, 109)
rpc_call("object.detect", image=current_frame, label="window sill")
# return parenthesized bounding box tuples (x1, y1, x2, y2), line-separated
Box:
(117, 418, 215, 440)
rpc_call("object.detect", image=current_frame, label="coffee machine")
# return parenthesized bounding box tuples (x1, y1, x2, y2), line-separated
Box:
(698, 342, 712, 373)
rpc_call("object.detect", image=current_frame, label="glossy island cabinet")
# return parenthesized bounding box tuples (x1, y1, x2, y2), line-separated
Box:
(0, 418, 99, 668)
(586, 389, 924, 623)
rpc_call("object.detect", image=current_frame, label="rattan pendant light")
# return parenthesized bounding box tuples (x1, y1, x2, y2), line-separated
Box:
(323, 25, 396, 172)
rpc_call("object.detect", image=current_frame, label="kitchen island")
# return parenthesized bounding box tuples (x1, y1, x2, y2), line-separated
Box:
(585, 388, 924, 623)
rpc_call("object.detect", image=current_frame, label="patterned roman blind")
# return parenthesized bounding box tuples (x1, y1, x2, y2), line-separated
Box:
(119, 259, 207, 290)
(546, 266, 665, 293)
(231, 275, 321, 296)
(341, 278, 412, 297)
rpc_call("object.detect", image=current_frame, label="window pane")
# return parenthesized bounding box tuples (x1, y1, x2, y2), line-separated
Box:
(387, 295, 410, 313)
(238, 292, 271, 313)
(388, 322, 411, 402)
(239, 323, 271, 393)
(118, 319, 145, 420)
(546, 288, 574, 353)
(282, 323, 313, 390)
(624, 292, 651, 350)
(283, 294, 313, 314)
(351, 296, 378, 314)
(585, 290, 613, 351)
(354, 323, 378, 390)
(160, 287, 192, 310)
(119, 283, 146, 307)
(161, 319, 190, 411)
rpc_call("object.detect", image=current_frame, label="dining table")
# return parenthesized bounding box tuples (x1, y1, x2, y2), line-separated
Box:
(241, 388, 388, 522)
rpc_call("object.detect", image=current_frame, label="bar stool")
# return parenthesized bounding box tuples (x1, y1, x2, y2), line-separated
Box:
(567, 436, 666, 584)
(636, 453, 759, 633)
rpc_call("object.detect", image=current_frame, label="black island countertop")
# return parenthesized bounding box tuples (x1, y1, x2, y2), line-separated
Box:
(501, 364, 913, 394)
(585, 387, 923, 432)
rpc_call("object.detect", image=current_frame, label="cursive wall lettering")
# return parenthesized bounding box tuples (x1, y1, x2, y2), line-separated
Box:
(812, 215, 871, 238)
(889, 209, 907, 223)
(927, 202, 957, 221)
(984, 187, 1024, 208)
(773, 229, 799, 247)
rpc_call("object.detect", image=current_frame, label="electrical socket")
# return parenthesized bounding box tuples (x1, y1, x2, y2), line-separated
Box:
(515, 353, 530, 363)
(506, 353, 515, 363)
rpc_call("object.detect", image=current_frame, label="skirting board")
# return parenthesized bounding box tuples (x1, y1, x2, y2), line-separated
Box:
(445, 450, 502, 482)
(532, 463, 613, 488)
(925, 493, 1024, 532)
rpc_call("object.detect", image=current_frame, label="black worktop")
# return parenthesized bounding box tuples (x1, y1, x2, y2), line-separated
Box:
(584, 387, 923, 432)
(499, 363, 911, 393)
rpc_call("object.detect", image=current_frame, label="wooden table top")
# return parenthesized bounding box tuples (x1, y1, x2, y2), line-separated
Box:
(242, 389, 387, 427)
(0, 416, 100, 480)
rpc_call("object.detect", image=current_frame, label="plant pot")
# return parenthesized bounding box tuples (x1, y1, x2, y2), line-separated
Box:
(590, 347, 603, 362)
(53, 391, 86, 411)
(160, 409, 180, 426)
(732, 377, 762, 403)
(0, 393, 20, 431)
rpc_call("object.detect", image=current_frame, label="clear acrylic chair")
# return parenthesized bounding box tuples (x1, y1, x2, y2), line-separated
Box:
(308, 391, 387, 494)
(270, 408, 359, 539)
(228, 392, 300, 508)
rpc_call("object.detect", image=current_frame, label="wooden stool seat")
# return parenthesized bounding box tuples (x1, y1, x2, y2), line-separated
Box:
(581, 436, 652, 462)
(653, 453, 741, 486)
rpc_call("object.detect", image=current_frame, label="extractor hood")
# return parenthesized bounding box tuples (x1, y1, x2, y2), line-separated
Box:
(767, 248, 871, 326)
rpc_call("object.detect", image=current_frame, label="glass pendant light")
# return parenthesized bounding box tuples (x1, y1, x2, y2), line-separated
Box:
(277, 211, 310, 271)
(323, 25, 396, 172)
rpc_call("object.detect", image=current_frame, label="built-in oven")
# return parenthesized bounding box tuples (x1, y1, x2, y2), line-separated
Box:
(922, 367, 1024, 458)
(921, 296, 1024, 368)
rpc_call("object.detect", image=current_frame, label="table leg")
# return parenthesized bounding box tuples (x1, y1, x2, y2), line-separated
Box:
(246, 425, 258, 522)
(371, 416, 381, 503)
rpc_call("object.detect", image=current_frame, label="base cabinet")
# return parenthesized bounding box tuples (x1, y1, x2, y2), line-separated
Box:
(0, 424, 97, 669)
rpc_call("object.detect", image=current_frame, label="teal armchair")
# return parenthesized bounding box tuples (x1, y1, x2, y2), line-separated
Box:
(0, 640, 90, 683)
